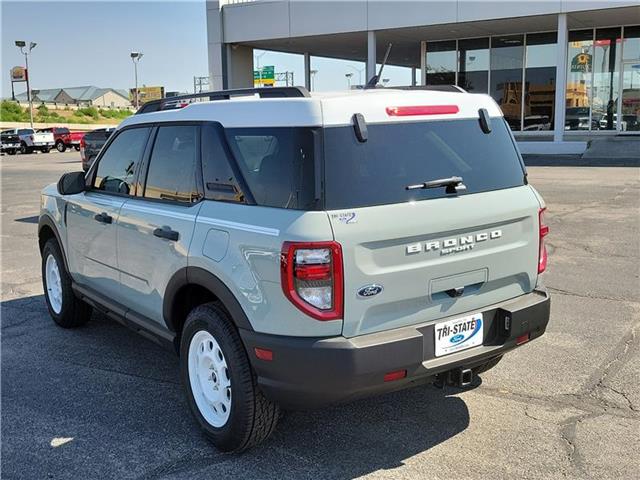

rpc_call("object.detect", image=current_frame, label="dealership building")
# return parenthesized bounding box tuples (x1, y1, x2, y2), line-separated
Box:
(207, 1, 640, 153)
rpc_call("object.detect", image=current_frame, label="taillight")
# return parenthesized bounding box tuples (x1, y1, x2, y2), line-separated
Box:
(281, 241, 343, 321)
(538, 208, 549, 274)
(386, 105, 459, 116)
(80, 137, 86, 161)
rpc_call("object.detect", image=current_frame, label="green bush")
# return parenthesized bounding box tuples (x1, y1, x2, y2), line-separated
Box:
(98, 108, 132, 119)
(77, 106, 99, 119)
(0, 100, 29, 122)
(37, 104, 49, 115)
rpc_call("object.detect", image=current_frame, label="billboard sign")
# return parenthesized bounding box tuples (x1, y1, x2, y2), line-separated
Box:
(254, 66, 275, 86)
(131, 86, 165, 103)
(571, 53, 592, 73)
(10, 66, 27, 82)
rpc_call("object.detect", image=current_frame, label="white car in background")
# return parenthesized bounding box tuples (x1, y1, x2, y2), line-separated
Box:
(3, 128, 55, 154)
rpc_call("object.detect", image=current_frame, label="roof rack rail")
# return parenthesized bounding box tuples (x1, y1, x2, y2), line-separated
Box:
(391, 85, 466, 93)
(136, 86, 310, 114)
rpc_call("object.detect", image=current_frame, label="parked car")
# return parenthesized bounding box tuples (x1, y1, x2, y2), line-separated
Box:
(1, 130, 21, 155)
(3, 128, 55, 153)
(39, 86, 550, 453)
(80, 128, 114, 171)
(565, 107, 600, 130)
(598, 113, 639, 131)
(38, 127, 85, 152)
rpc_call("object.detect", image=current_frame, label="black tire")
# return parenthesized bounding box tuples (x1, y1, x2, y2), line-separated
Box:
(41, 147, 51, 154)
(56, 141, 66, 153)
(74, 145, 80, 151)
(20, 142, 32, 155)
(473, 355, 503, 375)
(41, 238, 92, 328)
(7, 149, 16, 155)
(180, 303, 279, 452)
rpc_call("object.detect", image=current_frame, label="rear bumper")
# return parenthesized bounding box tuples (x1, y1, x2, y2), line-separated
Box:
(240, 288, 550, 409)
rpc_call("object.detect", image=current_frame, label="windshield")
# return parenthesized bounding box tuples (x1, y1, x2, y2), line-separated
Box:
(323, 118, 525, 209)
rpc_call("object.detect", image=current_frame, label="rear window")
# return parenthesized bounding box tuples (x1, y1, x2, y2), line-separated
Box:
(323, 118, 525, 209)
(225, 127, 317, 210)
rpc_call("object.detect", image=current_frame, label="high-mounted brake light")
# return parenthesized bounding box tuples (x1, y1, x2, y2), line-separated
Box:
(538, 208, 549, 274)
(281, 241, 343, 321)
(386, 105, 459, 116)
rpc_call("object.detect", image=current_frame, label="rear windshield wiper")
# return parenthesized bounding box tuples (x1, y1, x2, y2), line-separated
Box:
(405, 176, 467, 194)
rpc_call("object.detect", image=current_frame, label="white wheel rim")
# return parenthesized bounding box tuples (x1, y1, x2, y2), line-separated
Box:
(45, 254, 63, 314)
(188, 330, 232, 427)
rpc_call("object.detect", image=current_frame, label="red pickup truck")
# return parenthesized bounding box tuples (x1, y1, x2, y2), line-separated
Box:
(38, 127, 85, 153)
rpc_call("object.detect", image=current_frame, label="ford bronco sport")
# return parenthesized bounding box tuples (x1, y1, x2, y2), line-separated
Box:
(39, 86, 550, 452)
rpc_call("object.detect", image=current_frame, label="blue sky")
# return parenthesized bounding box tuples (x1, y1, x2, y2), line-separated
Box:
(1, 0, 413, 98)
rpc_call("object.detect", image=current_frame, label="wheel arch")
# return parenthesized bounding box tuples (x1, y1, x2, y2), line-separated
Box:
(38, 215, 69, 272)
(164, 267, 254, 344)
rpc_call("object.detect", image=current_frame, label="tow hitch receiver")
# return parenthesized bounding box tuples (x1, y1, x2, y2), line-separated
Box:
(435, 368, 474, 388)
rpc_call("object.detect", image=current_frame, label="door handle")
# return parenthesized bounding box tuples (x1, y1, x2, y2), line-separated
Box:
(153, 226, 179, 241)
(94, 212, 113, 224)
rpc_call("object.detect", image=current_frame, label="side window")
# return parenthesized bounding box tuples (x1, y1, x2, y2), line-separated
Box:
(201, 123, 244, 203)
(144, 125, 201, 203)
(225, 127, 317, 210)
(93, 127, 150, 195)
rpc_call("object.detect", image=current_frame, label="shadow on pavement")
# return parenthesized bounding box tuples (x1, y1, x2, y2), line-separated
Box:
(14, 215, 39, 224)
(1, 295, 471, 480)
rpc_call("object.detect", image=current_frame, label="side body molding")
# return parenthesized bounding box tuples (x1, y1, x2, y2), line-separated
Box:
(163, 266, 254, 333)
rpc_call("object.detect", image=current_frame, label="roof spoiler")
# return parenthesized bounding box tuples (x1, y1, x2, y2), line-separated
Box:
(136, 86, 310, 114)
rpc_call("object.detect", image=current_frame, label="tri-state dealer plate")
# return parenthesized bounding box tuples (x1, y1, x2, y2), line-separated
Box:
(434, 313, 483, 357)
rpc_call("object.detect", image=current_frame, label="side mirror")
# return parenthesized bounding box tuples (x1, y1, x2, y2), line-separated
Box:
(57, 171, 86, 195)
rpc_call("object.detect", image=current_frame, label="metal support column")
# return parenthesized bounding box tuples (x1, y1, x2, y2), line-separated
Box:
(554, 13, 568, 142)
(367, 31, 376, 82)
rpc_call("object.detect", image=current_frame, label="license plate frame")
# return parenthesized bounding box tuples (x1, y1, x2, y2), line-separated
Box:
(434, 313, 484, 357)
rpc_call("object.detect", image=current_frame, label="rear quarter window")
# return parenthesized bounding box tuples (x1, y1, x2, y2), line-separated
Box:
(323, 118, 525, 209)
(225, 127, 317, 210)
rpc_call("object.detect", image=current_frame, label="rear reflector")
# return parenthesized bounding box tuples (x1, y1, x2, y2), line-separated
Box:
(383, 370, 407, 382)
(516, 334, 530, 346)
(386, 105, 459, 116)
(254, 347, 273, 361)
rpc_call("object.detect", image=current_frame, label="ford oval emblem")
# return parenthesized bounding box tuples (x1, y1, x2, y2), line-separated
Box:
(357, 284, 383, 298)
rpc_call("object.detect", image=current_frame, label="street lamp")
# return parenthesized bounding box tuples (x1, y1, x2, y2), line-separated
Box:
(310, 69, 318, 91)
(345, 72, 353, 89)
(346, 64, 365, 87)
(130, 51, 143, 108)
(15, 40, 37, 128)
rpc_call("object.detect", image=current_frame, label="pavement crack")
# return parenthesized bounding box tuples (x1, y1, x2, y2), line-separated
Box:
(51, 358, 180, 386)
(546, 286, 633, 303)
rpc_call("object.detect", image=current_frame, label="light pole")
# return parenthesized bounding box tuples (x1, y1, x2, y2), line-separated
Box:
(15, 40, 36, 128)
(310, 69, 318, 91)
(130, 51, 143, 108)
(345, 73, 353, 89)
(254, 51, 267, 86)
(346, 64, 365, 87)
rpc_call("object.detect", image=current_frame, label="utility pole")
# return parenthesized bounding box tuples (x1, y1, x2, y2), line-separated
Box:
(130, 51, 143, 108)
(15, 40, 36, 128)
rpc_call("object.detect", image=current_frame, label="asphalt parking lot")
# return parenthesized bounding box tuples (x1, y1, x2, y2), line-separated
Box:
(1, 151, 639, 480)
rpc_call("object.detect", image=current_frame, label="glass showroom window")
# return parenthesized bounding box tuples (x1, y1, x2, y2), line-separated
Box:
(523, 32, 557, 131)
(565, 30, 594, 131)
(621, 26, 640, 132)
(490, 35, 525, 131)
(425, 40, 456, 85)
(458, 38, 489, 93)
(593, 28, 622, 131)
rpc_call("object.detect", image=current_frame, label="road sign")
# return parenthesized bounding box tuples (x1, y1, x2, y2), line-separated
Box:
(254, 66, 275, 86)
